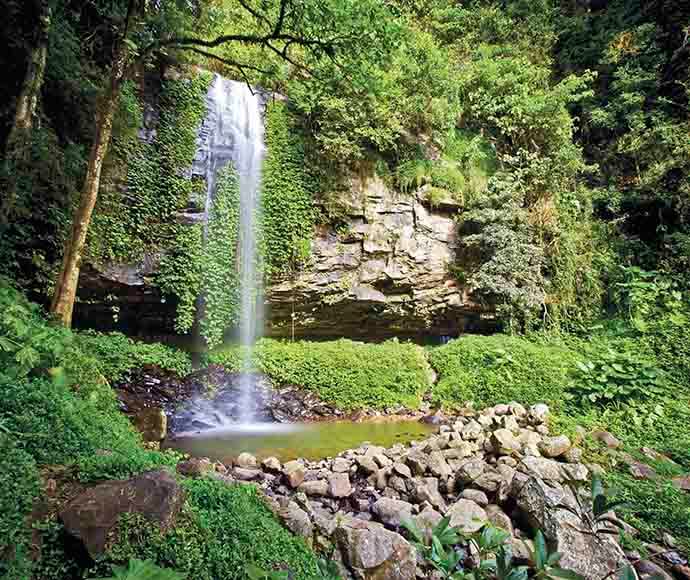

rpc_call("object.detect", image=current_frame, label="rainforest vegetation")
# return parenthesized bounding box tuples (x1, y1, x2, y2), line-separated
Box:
(1, 0, 689, 579)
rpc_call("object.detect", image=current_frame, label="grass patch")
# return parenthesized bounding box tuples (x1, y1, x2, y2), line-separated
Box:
(429, 334, 577, 408)
(209, 338, 432, 410)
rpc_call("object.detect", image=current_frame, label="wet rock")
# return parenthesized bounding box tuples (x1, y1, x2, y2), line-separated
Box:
(538, 436, 571, 458)
(372, 498, 414, 527)
(132, 408, 167, 442)
(176, 458, 213, 477)
(335, 518, 416, 580)
(236, 452, 258, 469)
(60, 470, 183, 557)
(329, 473, 352, 498)
(446, 499, 487, 533)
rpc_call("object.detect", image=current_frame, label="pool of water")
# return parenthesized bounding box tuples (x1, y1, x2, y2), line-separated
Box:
(164, 420, 434, 463)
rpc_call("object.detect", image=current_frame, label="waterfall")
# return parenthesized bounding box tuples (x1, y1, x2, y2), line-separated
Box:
(193, 74, 266, 424)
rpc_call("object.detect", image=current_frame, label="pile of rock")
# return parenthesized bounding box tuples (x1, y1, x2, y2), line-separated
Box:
(194, 403, 632, 580)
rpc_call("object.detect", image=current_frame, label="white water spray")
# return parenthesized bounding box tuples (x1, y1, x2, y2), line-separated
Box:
(199, 75, 266, 424)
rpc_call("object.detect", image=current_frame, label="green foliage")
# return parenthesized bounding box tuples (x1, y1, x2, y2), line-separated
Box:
(94, 559, 184, 580)
(566, 349, 666, 406)
(199, 168, 241, 348)
(429, 334, 576, 408)
(90, 73, 212, 265)
(209, 338, 431, 410)
(0, 436, 41, 580)
(97, 479, 318, 580)
(0, 282, 180, 481)
(402, 517, 579, 580)
(261, 101, 316, 274)
(76, 330, 192, 381)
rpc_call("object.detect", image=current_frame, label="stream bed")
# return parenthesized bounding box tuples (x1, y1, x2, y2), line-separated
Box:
(164, 419, 434, 463)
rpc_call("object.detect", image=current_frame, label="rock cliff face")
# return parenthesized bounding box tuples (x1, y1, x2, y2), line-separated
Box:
(73, 74, 493, 339)
(266, 174, 492, 339)
(74, 171, 493, 339)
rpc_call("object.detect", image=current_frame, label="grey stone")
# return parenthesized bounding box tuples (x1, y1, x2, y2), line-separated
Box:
(446, 499, 488, 533)
(591, 430, 622, 449)
(519, 456, 563, 482)
(528, 404, 550, 424)
(299, 480, 329, 497)
(283, 460, 306, 488)
(393, 463, 412, 479)
(357, 456, 379, 475)
(538, 435, 572, 458)
(414, 477, 447, 512)
(233, 467, 262, 481)
(335, 518, 417, 580)
(329, 472, 352, 498)
(372, 497, 414, 527)
(492, 428, 522, 455)
(333, 457, 351, 473)
(457, 459, 486, 483)
(406, 449, 429, 476)
(413, 506, 443, 542)
(485, 504, 513, 535)
(236, 452, 258, 469)
(515, 475, 627, 580)
(428, 451, 452, 478)
(459, 489, 489, 507)
(635, 560, 674, 580)
(278, 501, 314, 540)
(262, 456, 282, 472)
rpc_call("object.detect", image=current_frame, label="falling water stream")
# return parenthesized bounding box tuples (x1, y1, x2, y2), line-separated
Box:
(196, 75, 267, 425)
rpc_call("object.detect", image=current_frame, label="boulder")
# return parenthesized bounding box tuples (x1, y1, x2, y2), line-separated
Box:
(236, 452, 258, 469)
(485, 504, 513, 535)
(514, 475, 627, 580)
(278, 501, 314, 541)
(591, 430, 622, 449)
(528, 404, 550, 424)
(672, 475, 690, 491)
(283, 460, 306, 488)
(413, 507, 443, 542)
(414, 477, 447, 512)
(393, 463, 412, 479)
(233, 467, 262, 481)
(459, 489, 489, 507)
(60, 470, 183, 557)
(406, 449, 429, 476)
(262, 456, 282, 472)
(518, 456, 563, 482)
(492, 428, 522, 455)
(428, 451, 452, 478)
(300, 480, 329, 497)
(446, 499, 488, 533)
(538, 436, 571, 458)
(372, 498, 414, 527)
(132, 408, 167, 442)
(457, 459, 486, 483)
(335, 518, 417, 580)
(329, 472, 352, 498)
(333, 458, 351, 473)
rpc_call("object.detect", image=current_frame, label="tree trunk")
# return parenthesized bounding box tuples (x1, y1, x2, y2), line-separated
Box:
(0, 0, 50, 222)
(50, 44, 129, 326)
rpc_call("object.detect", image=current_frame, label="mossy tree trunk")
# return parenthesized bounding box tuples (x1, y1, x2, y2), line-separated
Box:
(50, 42, 129, 326)
(0, 0, 50, 223)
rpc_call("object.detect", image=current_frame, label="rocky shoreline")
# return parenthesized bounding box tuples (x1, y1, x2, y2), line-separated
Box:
(171, 402, 686, 580)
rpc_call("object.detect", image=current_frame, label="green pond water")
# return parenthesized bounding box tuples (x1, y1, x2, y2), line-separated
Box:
(165, 420, 434, 463)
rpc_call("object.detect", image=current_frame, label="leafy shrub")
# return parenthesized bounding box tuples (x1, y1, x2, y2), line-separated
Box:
(429, 334, 576, 408)
(566, 348, 666, 406)
(94, 559, 184, 580)
(76, 330, 192, 381)
(96, 480, 318, 580)
(0, 436, 41, 580)
(209, 338, 431, 410)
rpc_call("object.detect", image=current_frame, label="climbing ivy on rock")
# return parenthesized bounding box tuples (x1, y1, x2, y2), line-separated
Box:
(87, 72, 212, 264)
(200, 168, 241, 348)
(260, 101, 316, 275)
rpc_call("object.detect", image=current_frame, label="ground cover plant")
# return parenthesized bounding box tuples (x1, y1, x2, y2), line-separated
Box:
(209, 338, 432, 411)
